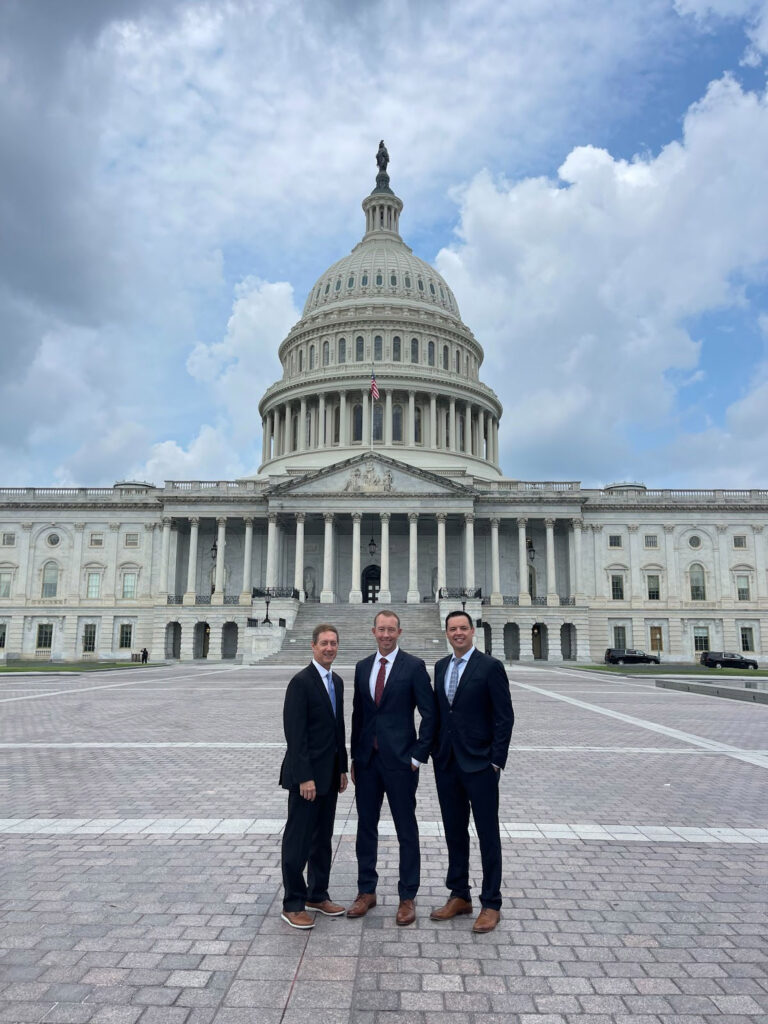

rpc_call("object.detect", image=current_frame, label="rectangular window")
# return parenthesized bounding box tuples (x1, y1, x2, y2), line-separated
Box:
(0, 571, 11, 598)
(740, 626, 755, 652)
(736, 575, 750, 601)
(36, 623, 53, 649)
(86, 572, 101, 599)
(608, 534, 622, 548)
(613, 625, 626, 649)
(693, 627, 709, 652)
(611, 574, 624, 600)
(337, 338, 346, 363)
(1, 532, 15, 546)
(119, 624, 133, 649)
(644, 535, 658, 548)
(82, 623, 96, 653)
(649, 625, 663, 652)
(0, 623, 6, 648)
(124, 533, 139, 548)
(733, 535, 747, 549)
(647, 575, 660, 601)
(121, 573, 137, 599)
(89, 533, 103, 547)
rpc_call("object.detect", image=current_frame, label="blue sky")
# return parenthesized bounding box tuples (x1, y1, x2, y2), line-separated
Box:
(1, 0, 768, 488)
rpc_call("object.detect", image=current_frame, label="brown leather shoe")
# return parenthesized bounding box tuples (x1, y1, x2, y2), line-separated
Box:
(430, 897, 473, 921)
(472, 907, 501, 933)
(305, 899, 345, 916)
(346, 893, 377, 918)
(280, 909, 315, 929)
(396, 899, 416, 926)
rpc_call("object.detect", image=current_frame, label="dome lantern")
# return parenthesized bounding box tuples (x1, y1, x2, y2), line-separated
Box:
(362, 140, 403, 239)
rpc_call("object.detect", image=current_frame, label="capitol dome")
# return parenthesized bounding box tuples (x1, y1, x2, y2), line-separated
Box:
(257, 146, 503, 479)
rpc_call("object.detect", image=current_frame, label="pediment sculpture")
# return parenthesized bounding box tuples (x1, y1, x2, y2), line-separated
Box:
(343, 462, 394, 493)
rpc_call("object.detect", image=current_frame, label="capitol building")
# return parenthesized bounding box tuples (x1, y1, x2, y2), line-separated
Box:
(1, 151, 766, 665)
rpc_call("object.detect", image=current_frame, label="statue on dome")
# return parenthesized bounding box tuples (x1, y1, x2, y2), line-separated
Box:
(376, 140, 389, 173)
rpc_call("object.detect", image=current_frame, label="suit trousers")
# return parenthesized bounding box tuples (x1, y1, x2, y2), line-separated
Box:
(434, 760, 502, 911)
(354, 751, 420, 899)
(281, 786, 338, 912)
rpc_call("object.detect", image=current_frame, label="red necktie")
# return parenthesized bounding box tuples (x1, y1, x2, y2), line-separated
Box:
(374, 657, 387, 705)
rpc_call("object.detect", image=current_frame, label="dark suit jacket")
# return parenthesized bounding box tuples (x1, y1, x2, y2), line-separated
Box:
(279, 663, 348, 795)
(351, 649, 436, 771)
(433, 648, 514, 773)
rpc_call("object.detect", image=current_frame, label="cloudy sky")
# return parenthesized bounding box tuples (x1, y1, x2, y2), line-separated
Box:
(2, 0, 768, 489)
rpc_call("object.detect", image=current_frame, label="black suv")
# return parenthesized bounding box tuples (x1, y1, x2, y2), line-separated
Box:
(699, 651, 758, 670)
(604, 648, 660, 665)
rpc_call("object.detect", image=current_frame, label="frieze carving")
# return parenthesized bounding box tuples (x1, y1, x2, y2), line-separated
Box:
(343, 462, 393, 493)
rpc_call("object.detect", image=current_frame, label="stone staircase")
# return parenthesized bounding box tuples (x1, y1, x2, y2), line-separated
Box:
(261, 602, 447, 666)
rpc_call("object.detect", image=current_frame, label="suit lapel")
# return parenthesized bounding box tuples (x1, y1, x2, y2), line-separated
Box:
(451, 649, 480, 704)
(360, 653, 377, 706)
(311, 664, 336, 719)
(377, 650, 402, 704)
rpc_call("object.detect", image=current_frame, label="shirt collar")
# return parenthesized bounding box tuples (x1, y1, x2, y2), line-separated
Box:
(376, 646, 399, 665)
(312, 659, 333, 681)
(452, 646, 475, 666)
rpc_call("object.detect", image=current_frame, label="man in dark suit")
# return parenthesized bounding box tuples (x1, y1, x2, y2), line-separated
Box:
(348, 610, 436, 925)
(279, 623, 348, 929)
(431, 610, 514, 933)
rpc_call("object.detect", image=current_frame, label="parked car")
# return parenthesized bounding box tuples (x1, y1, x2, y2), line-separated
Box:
(699, 651, 758, 670)
(604, 648, 660, 665)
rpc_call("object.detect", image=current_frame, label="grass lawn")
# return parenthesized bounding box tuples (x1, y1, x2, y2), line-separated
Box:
(581, 663, 768, 677)
(0, 661, 151, 674)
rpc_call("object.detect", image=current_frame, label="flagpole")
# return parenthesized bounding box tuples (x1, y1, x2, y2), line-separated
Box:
(370, 363, 375, 451)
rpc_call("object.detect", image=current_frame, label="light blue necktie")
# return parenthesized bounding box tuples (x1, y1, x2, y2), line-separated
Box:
(446, 657, 462, 705)
(327, 672, 337, 715)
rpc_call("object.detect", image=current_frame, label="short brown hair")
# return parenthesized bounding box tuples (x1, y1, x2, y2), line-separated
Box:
(445, 610, 473, 629)
(312, 623, 339, 643)
(373, 609, 401, 628)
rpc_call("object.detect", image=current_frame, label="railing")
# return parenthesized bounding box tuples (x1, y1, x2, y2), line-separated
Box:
(503, 596, 520, 605)
(195, 595, 212, 605)
(531, 596, 547, 606)
(164, 480, 267, 492)
(223, 595, 240, 605)
(438, 587, 482, 600)
(167, 594, 183, 605)
(559, 596, 576, 606)
(252, 587, 300, 599)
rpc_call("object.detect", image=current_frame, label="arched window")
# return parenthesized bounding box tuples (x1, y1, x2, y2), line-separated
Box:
(373, 404, 383, 441)
(322, 341, 329, 366)
(42, 561, 58, 598)
(335, 278, 341, 292)
(393, 336, 401, 361)
(410, 338, 419, 363)
(442, 345, 449, 370)
(361, 272, 368, 287)
(392, 404, 403, 442)
(414, 406, 422, 444)
(465, 354, 469, 375)
(338, 338, 346, 363)
(356, 336, 364, 361)
(352, 404, 363, 442)
(309, 345, 315, 370)
(374, 335, 383, 361)
(375, 271, 383, 286)
(390, 273, 397, 287)
(347, 275, 354, 289)
(428, 341, 435, 366)
(690, 563, 706, 601)
(418, 278, 424, 292)
(454, 349, 460, 372)
(405, 274, 411, 288)
(298, 349, 304, 372)
(333, 406, 340, 443)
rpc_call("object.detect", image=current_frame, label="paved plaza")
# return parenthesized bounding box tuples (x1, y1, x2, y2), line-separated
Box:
(1, 656, 767, 1024)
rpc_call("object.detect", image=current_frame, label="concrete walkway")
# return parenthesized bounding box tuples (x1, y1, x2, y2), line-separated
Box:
(1, 660, 766, 1024)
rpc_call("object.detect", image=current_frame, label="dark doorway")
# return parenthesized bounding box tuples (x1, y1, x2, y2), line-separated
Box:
(361, 564, 381, 603)
(165, 622, 181, 659)
(222, 622, 238, 659)
(532, 623, 548, 660)
(560, 623, 576, 660)
(503, 623, 519, 660)
(482, 622, 492, 654)
(194, 621, 210, 659)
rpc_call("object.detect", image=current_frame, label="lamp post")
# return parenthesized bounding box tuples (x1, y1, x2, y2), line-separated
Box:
(368, 536, 377, 556)
(263, 591, 272, 625)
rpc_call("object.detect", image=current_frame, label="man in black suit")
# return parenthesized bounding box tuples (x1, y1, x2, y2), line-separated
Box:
(431, 610, 514, 933)
(279, 623, 348, 929)
(348, 610, 436, 925)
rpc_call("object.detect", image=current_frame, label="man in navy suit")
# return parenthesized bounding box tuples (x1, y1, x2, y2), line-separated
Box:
(279, 623, 348, 929)
(348, 610, 436, 925)
(431, 610, 514, 933)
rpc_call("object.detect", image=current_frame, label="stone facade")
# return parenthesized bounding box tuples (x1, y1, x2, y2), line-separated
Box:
(1, 161, 766, 664)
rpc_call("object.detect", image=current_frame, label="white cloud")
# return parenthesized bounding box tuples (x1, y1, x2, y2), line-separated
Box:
(437, 75, 768, 485)
(129, 424, 247, 485)
(674, 0, 768, 60)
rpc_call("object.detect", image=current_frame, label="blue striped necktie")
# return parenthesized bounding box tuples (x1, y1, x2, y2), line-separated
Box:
(326, 672, 337, 715)
(446, 657, 461, 704)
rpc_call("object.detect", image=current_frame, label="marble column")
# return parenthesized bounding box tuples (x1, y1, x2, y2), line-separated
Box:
(265, 514, 278, 589)
(340, 392, 348, 445)
(183, 517, 199, 604)
(406, 513, 420, 604)
(663, 524, 679, 607)
(436, 513, 447, 598)
(273, 408, 282, 456)
(464, 404, 472, 454)
(449, 398, 457, 451)
(545, 518, 558, 606)
(408, 391, 416, 446)
(517, 517, 531, 605)
(261, 418, 268, 463)
(464, 513, 475, 591)
(293, 513, 305, 601)
(160, 518, 172, 595)
(298, 398, 307, 451)
(379, 512, 391, 603)
(572, 519, 584, 602)
(318, 395, 326, 448)
(349, 513, 363, 603)
(241, 517, 254, 601)
(478, 409, 485, 459)
(429, 394, 437, 449)
(212, 517, 227, 604)
(490, 517, 502, 605)
(320, 513, 335, 603)
(385, 391, 393, 445)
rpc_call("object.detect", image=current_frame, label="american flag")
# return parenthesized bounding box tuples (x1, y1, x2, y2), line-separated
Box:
(370, 372, 379, 400)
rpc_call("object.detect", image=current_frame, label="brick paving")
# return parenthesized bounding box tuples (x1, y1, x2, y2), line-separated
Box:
(1, 660, 767, 1023)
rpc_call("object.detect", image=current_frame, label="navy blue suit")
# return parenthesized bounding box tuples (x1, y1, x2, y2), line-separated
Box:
(351, 649, 436, 899)
(280, 663, 348, 912)
(433, 648, 513, 910)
